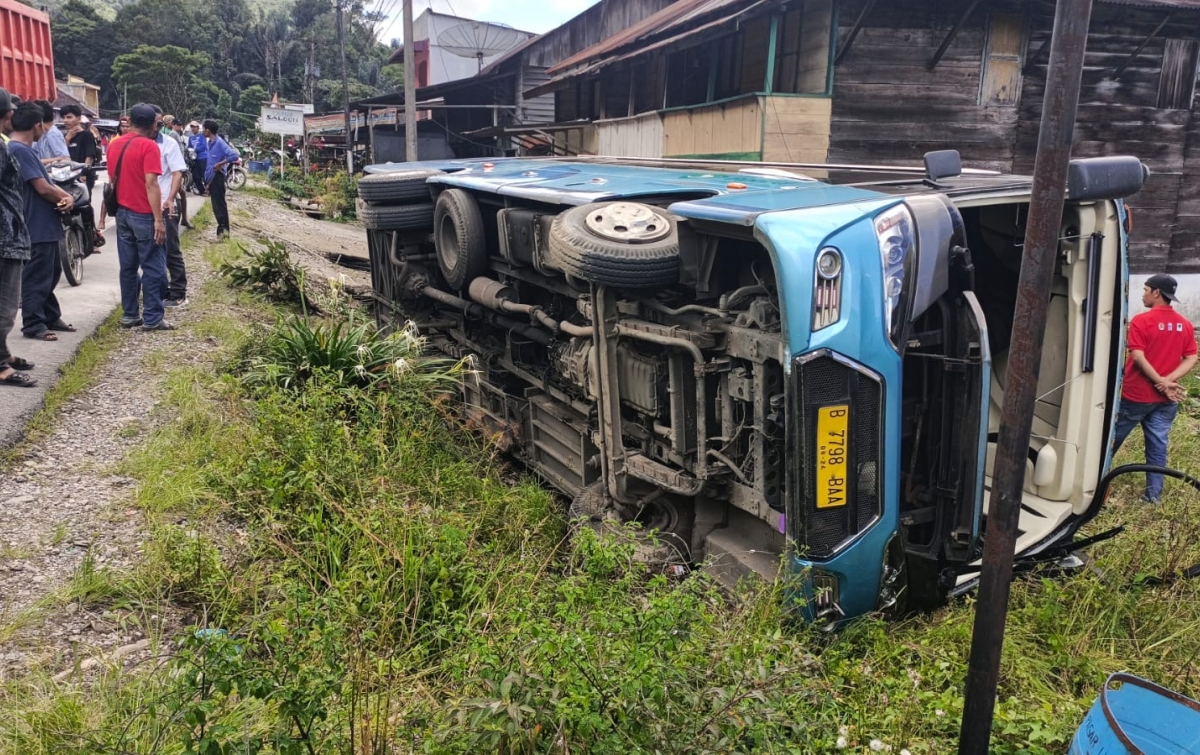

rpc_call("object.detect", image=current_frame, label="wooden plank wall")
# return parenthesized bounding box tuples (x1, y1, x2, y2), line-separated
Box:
(828, 0, 1024, 172)
(761, 95, 831, 163)
(1016, 1, 1199, 273)
(597, 112, 665, 156)
(662, 96, 763, 157)
(798, 0, 833, 93)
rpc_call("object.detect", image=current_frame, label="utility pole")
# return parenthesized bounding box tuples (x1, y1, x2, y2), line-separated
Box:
(336, 0, 354, 175)
(957, 0, 1094, 752)
(403, 0, 417, 161)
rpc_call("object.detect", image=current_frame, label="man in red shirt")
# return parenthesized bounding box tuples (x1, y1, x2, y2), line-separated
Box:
(1113, 274, 1198, 502)
(98, 103, 171, 331)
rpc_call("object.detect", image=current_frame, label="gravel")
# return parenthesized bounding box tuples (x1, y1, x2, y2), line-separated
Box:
(0, 189, 372, 683)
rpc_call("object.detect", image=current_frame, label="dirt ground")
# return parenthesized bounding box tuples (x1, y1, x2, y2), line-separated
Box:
(227, 189, 373, 298)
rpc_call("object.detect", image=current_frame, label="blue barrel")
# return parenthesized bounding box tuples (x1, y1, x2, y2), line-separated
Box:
(247, 159, 271, 174)
(1070, 673, 1200, 754)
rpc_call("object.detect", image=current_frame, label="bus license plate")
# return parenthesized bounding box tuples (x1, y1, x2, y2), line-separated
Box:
(816, 404, 849, 509)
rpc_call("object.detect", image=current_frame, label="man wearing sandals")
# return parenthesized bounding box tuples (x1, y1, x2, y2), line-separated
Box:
(0, 88, 37, 388)
(7, 103, 75, 342)
(98, 103, 170, 331)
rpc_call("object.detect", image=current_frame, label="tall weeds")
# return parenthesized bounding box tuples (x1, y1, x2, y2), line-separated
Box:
(6, 287, 1200, 754)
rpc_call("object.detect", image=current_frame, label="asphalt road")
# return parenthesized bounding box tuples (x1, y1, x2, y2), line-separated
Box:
(1, 182, 205, 449)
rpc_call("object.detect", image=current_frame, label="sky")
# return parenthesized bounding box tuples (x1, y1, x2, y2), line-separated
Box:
(374, 0, 600, 43)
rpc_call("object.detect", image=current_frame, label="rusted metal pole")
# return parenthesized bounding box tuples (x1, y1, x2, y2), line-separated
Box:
(957, 1, 1094, 753)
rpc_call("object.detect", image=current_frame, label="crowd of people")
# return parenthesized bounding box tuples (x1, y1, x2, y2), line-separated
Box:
(0, 86, 242, 388)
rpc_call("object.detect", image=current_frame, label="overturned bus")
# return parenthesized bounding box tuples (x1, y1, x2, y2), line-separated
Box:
(358, 151, 1146, 623)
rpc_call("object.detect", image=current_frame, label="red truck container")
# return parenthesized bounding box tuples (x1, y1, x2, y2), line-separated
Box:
(0, 0, 55, 102)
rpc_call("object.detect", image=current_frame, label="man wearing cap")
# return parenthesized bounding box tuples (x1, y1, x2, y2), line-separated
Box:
(1113, 274, 1199, 502)
(187, 121, 207, 196)
(0, 89, 16, 142)
(0, 87, 36, 387)
(98, 103, 170, 331)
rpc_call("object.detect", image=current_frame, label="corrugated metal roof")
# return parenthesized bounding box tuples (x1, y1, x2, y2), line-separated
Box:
(548, 0, 755, 75)
(1098, 0, 1200, 8)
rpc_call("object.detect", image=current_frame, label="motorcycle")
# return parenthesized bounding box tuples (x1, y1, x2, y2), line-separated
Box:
(181, 147, 247, 192)
(226, 158, 248, 191)
(47, 160, 103, 286)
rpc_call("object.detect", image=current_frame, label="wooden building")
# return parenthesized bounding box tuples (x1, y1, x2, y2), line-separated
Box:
(523, 0, 1200, 274)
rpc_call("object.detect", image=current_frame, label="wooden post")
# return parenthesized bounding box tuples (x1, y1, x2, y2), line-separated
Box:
(957, 0, 1094, 751)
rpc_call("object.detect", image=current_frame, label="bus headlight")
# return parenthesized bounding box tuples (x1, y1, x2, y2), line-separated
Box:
(874, 205, 916, 350)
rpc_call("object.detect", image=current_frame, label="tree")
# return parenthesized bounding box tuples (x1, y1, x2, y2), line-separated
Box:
(112, 45, 214, 119)
(51, 0, 119, 108)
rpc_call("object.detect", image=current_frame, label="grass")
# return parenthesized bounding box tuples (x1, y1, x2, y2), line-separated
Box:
(3, 217, 1200, 752)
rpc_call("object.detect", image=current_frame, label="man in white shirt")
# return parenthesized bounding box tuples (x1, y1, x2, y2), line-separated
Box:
(152, 107, 189, 307)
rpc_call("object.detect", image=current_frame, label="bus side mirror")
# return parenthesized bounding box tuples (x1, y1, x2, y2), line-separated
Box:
(1068, 157, 1149, 201)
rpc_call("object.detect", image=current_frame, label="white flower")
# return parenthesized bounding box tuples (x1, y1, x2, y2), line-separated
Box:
(393, 358, 410, 373)
(839, 726, 848, 737)
(835, 737, 847, 749)
(357, 344, 368, 355)
(869, 740, 885, 752)
(901, 750, 912, 755)
(936, 709, 946, 718)
(354, 364, 367, 376)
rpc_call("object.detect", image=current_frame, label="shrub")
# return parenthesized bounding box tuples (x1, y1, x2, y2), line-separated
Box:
(245, 316, 471, 393)
(218, 240, 309, 308)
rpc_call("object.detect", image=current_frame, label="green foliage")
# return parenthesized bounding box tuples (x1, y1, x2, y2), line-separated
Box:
(246, 316, 471, 393)
(268, 168, 357, 219)
(317, 171, 358, 220)
(111, 45, 214, 120)
(12, 231, 1200, 755)
(53, 0, 394, 129)
(218, 240, 308, 307)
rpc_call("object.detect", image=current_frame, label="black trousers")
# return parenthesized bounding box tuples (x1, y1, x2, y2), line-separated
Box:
(209, 171, 229, 235)
(190, 159, 207, 194)
(162, 213, 186, 299)
(21, 241, 62, 336)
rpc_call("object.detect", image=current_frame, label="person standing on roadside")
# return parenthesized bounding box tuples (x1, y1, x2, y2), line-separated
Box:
(203, 119, 237, 239)
(187, 121, 207, 196)
(62, 105, 97, 184)
(98, 103, 171, 332)
(33, 101, 70, 167)
(1113, 274, 1199, 503)
(0, 91, 17, 141)
(152, 107, 189, 307)
(0, 88, 36, 387)
(8, 103, 75, 342)
(163, 116, 191, 228)
(60, 104, 104, 250)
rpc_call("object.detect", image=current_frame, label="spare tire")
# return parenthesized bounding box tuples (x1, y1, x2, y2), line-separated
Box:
(547, 201, 680, 288)
(357, 169, 442, 205)
(433, 188, 487, 290)
(358, 202, 435, 231)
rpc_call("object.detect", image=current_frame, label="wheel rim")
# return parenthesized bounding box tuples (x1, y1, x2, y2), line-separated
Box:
(437, 214, 459, 270)
(635, 497, 681, 535)
(584, 202, 671, 243)
(68, 231, 83, 280)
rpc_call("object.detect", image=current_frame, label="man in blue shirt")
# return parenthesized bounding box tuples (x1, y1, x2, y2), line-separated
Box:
(8, 103, 74, 341)
(0, 88, 36, 387)
(33, 101, 69, 165)
(187, 121, 208, 195)
(203, 119, 238, 239)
